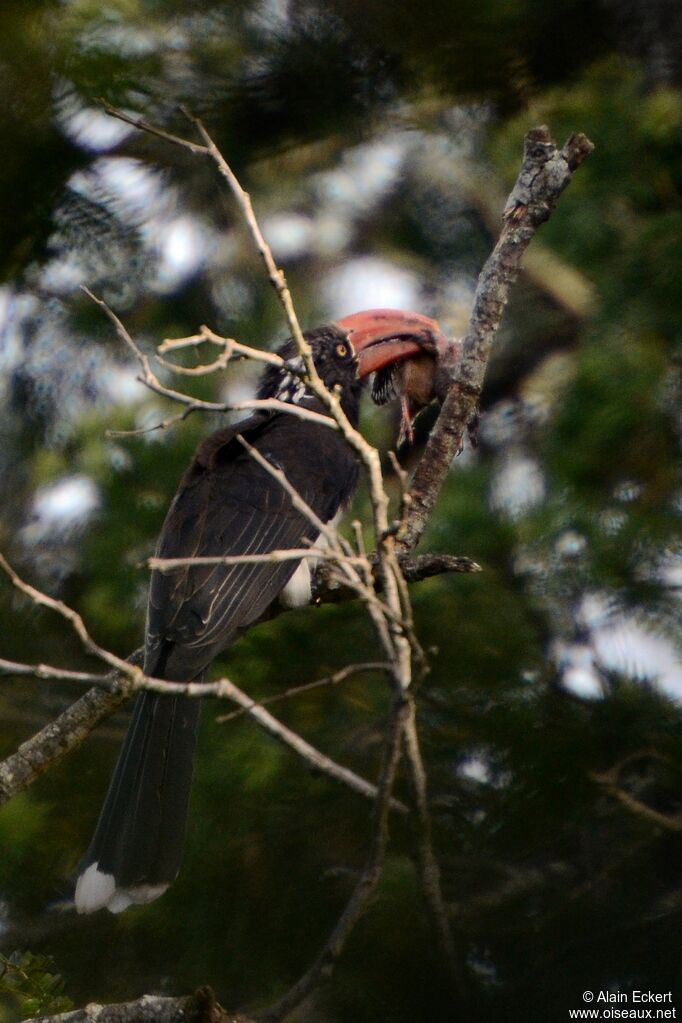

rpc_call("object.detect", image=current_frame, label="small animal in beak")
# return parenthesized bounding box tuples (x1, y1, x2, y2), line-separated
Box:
(371, 332, 463, 445)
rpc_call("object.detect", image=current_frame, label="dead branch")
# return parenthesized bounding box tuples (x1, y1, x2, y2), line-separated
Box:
(214, 661, 389, 723)
(591, 751, 682, 832)
(175, 113, 449, 1007)
(156, 326, 284, 378)
(234, 436, 403, 640)
(101, 101, 210, 156)
(209, 675, 408, 815)
(148, 547, 366, 572)
(28, 987, 250, 1023)
(383, 126, 593, 989)
(309, 553, 480, 606)
(0, 549, 471, 810)
(82, 287, 337, 433)
(0, 553, 133, 678)
(397, 127, 594, 555)
(402, 702, 469, 995)
(159, 324, 281, 361)
(2, 112, 593, 1023)
(0, 682, 128, 807)
(185, 112, 312, 368)
(0, 600, 401, 815)
(0, 659, 114, 686)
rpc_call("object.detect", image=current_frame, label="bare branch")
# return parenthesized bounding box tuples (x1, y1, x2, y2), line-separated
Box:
(159, 325, 282, 365)
(233, 436, 404, 631)
(106, 404, 202, 438)
(397, 553, 481, 579)
(100, 101, 209, 156)
(155, 351, 233, 377)
(0, 659, 113, 686)
(591, 751, 682, 833)
(235, 436, 342, 546)
(149, 547, 366, 572)
(0, 553, 133, 678)
(209, 675, 408, 815)
(156, 326, 286, 377)
(397, 127, 594, 554)
(309, 553, 481, 607)
(214, 661, 390, 723)
(0, 569, 401, 814)
(402, 701, 469, 995)
(82, 288, 337, 432)
(379, 126, 594, 996)
(184, 112, 312, 369)
(29, 987, 248, 1023)
(0, 681, 129, 807)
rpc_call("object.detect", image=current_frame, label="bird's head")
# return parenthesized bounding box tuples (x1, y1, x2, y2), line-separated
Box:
(257, 308, 447, 424)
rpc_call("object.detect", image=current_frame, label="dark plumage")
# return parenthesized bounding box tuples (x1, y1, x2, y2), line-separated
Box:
(75, 310, 439, 914)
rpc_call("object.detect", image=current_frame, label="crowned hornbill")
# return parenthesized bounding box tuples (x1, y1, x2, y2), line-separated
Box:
(75, 308, 447, 914)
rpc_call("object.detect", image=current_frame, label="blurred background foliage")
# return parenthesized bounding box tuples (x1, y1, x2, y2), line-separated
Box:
(1, 0, 682, 1020)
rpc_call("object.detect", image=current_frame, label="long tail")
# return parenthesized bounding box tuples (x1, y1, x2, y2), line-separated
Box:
(74, 691, 202, 914)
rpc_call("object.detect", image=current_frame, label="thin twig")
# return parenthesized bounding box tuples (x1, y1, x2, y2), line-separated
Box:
(259, 694, 409, 1022)
(210, 676, 408, 815)
(185, 112, 313, 368)
(0, 659, 114, 686)
(149, 547, 366, 572)
(234, 436, 343, 547)
(215, 661, 389, 723)
(0, 562, 402, 814)
(82, 287, 337, 432)
(106, 404, 201, 438)
(234, 436, 403, 631)
(591, 751, 682, 832)
(155, 351, 233, 377)
(159, 325, 283, 365)
(0, 553, 134, 679)
(100, 101, 210, 156)
(155, 327, 288, 377)
(402, 700, 469, 995)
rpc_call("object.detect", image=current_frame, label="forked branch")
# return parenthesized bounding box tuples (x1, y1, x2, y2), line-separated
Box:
(398, 127, 594, 554)
(2, 114, 592, 1023)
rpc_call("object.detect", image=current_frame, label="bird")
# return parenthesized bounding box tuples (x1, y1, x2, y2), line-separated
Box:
(370, 326, 462, 445)
(74, 308, 442, 914)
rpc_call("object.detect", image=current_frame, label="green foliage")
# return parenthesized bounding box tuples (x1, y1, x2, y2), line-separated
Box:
(0, 951, 73, 1021)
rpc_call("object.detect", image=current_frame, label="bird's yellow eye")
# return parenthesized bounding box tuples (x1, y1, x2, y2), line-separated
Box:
(335, 342, 349, 359)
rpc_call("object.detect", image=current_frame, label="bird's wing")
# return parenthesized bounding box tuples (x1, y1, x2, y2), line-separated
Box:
(145, 412, 355, 680)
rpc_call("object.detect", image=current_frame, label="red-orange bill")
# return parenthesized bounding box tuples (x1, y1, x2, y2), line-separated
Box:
(334, 308, 446, 379)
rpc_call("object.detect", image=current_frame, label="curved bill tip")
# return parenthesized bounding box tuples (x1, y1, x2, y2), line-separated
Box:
(334, 308, 447, 379)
